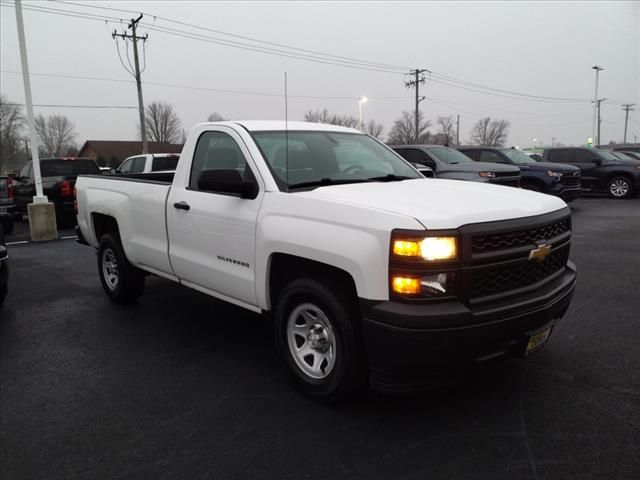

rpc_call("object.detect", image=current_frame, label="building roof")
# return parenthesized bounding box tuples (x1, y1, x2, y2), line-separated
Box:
(77, 140, 183, 164)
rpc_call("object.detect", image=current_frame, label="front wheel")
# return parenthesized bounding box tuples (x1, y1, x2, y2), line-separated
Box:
(607, 176, 633, 199)
(274, 278, 367, 402)
(98, 233, 145, 304)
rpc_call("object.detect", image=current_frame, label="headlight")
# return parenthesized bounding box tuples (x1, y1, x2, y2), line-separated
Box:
(392, 236, 458, 261)
(547, 170, 563, 178)
(391, 273, 456, 297)
(479, 171, 496, 178)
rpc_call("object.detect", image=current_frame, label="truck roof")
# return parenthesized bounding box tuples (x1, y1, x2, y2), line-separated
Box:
(201, 120, 362, 134)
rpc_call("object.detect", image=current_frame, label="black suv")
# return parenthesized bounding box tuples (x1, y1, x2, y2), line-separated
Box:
(392, 145, 521, 187)
(0, 176, 16, 234)
(458, 147, 581, 201)
(542, 147, 640, 199)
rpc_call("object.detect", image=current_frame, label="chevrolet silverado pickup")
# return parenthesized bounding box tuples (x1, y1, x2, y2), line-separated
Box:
(76, 121, 577, 400)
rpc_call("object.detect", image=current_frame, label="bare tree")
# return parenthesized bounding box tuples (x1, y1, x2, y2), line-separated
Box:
(436, 116, 456, 145)
(142, 101, 182, 143)
(387, 111, 431, 145)
(207, 112, 225, 122)
(469, 117, 510, 146)
(0, 94, 24, 172)
(304, 108, 359, 128)
(365, 120, 384, 139)
(34, 114, 77, 157)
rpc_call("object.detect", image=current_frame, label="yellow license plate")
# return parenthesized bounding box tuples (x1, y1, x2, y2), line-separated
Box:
(525, 326, 553, 355)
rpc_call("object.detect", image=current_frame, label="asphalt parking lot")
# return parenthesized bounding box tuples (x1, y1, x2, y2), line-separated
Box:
(1, 196, 639, 480)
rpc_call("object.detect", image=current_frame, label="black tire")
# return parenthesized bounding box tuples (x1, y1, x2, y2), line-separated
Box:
(607, 176, 633, 199)
(274, 278, 367, 402)
(97, 233, 145, 304)
(1, 219, 14, 235)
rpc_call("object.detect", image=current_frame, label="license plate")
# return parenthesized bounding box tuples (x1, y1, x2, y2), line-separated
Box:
(525, 325, 553, 355)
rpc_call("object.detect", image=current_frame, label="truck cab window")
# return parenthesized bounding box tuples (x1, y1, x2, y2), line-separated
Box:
(190, 131, 251, 190)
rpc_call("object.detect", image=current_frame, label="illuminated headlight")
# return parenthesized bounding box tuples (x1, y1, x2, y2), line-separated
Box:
(479, 171, 496, 178)
(547, 170, 563, 178)
(393, 236, 457, 261)
(391, 273, 455, 297)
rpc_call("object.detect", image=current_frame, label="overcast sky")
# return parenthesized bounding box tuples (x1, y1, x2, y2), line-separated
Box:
(1, 1, 639, 148)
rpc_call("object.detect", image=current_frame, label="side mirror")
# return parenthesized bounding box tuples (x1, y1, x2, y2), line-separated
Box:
(110, 168, 117, 175)
(412, 163, 434, 178)
(593, 158, 602, 166)
(197, 169, 258, 199)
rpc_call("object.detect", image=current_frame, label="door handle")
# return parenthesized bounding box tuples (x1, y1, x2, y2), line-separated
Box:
(173, 201, 190, 211)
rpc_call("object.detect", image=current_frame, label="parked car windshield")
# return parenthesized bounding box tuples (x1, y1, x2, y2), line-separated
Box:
(500, 148, 536, 164)
(252, 131, 421, 189)
(597, 149, 627, 161)
(40, 159, 100, 177)
(426, 146, 473, 164)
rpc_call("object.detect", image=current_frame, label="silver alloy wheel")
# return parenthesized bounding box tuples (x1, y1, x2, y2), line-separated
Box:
(101, 247, 119, 291)
(609, 179, 630, 197)
(286, 303, 337, 379)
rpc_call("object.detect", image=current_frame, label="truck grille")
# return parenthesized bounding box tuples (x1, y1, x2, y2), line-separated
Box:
(471, 218, 570, 254)
(561, 175, 581, 186)
(470, 245, 569, 298)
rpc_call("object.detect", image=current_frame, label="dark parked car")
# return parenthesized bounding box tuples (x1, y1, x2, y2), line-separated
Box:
(542, 147, 640, 199)
(0, 176, 16, 234)
(617, 151, 640, 160)
(0, 224, 7, 306)
(458, 146, 581, 201)
(13, 158, 101, 225)
(392, 145, 521, 186)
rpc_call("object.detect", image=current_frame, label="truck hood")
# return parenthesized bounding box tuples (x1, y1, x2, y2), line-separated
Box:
(438, 162, 519, 174)
(519, 161, 579, 172)
(299, 178, 566, 230)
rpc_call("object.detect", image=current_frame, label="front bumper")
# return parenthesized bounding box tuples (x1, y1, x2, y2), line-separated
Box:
(361, 261, 576, 390)
(548, 181, 581, 200)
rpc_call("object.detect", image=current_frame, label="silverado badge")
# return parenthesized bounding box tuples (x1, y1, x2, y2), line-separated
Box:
(529, 243, 552, 262)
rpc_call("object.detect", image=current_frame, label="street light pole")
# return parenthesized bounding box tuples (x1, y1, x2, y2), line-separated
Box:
(592, 65, 604, 147)
(358, 96, 367, 131)
(14, 0, 45, 202)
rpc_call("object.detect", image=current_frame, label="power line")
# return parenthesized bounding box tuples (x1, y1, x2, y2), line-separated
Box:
(0, 69, 411, 100)
(7, 103, 137, 109)
(50, 0, 409, 72)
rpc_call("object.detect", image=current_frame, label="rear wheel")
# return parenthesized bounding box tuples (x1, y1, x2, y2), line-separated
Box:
(607, 176, 633, 199)
(98, 233, 145, 304)
(274, 278, 367, 402)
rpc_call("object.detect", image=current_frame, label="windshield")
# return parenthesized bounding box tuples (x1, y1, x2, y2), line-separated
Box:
(597, 149, 626, 161)
(500, 149, 536, 164)
(252, 131, 421, 189)
(426, 146, 473, 164)
(41, 159, 100, 177)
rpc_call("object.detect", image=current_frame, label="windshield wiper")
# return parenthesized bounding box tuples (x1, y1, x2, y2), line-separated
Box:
(287, 178, 372, 189)
(365, 174, 412, 182)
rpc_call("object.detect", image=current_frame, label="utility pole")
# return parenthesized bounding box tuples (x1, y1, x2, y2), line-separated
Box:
(456, 114, 460, 146)
(622, 104, 635, 144)
(405, 69, 427, 144)
(596, 98, 606, 147)
(113, 14, 149, 154)
(591, 65, 604, 147)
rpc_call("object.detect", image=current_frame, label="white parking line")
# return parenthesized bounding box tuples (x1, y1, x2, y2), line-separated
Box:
(6, 240, 29, 246)
(5, 236, 77, 246)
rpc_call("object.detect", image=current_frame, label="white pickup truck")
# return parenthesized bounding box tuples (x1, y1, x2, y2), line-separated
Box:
(76, 121, 577, 400)
(115, 153, 180, 174)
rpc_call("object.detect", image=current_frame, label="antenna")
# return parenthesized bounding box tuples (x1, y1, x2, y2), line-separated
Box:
(284, 71, 289, 191)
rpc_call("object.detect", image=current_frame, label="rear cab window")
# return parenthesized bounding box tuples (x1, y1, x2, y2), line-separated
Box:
(152, 155, 180, 171)
(41, 159, 100, 176)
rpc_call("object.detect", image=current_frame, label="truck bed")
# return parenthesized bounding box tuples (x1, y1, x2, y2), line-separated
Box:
(75, 173, 175, 277)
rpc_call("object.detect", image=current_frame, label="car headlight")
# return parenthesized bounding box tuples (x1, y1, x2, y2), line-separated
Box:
(479, 171, 496, 178)
(547, 170, 563, 178)
(393, 236, 458, 261)
(391, 273, 456, 297)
